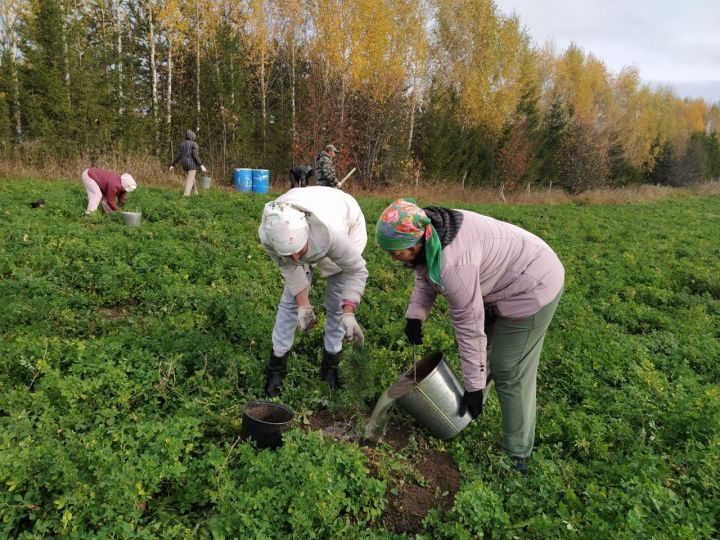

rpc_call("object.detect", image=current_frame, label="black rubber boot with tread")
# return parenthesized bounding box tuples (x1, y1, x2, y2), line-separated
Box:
(320, 350, 342, 390)
(264, 351, 289, 397)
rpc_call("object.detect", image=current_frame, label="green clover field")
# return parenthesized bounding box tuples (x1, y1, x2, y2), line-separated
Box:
(1, 178, 718, 538)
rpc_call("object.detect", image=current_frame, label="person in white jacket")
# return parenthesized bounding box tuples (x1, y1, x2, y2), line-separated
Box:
(258, 186, 368, 396)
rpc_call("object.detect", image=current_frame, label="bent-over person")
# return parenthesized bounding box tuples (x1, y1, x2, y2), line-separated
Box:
(81, 167, 136, 214)
(258, 186, 369, 397)
(375, 198, 564, 472)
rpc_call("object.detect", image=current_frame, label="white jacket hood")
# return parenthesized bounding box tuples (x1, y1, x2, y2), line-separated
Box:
(259, 186, 368, 303)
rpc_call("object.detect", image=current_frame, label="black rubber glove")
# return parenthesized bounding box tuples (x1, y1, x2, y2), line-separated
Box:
(459, 389, 484, 419)
(404, 318, 423, 344)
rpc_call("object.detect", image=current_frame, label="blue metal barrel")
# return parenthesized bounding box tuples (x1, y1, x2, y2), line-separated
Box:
(252, 169, 270, 194)
(234, 168, 253, 192)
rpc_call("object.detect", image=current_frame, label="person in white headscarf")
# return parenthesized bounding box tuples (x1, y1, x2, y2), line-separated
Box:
(258, 186, 368, 396)
(80, 167, 137, 214)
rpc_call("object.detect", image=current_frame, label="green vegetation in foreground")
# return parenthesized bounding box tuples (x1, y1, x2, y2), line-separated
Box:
(1, 178, 719, 538)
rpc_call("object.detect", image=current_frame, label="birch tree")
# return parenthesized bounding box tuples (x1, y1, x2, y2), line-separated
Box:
(157, 0, 186, 154)
(113, 0, 125, 115)
(0, 0, 28, 141)
(145, 0, 159, 153)
(244, 0, 278, 159)
(607, 67, 656, 174)
(276, 0, 305, 160)
(434, 0, 530, 136)
(403, 12, 429, 155)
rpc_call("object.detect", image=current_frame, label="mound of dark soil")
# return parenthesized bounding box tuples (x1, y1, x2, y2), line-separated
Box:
(305, 410, 461, 535)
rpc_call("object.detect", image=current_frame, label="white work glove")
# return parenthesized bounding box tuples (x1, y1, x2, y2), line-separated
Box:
(297, 305, 317, 333)
(339, 312, 365, 346)
(169, 166, 174, 172)
(200, 165, 207, 173)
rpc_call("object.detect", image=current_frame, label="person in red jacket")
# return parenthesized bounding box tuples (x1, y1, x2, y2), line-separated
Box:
(81, 167, 137, 214)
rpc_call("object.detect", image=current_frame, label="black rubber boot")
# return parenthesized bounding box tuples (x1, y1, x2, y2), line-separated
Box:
(264, 351, 289, 397)
(320, 350, 342, 390)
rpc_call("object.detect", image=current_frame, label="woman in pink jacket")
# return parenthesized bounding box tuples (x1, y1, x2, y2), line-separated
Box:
(376, 198, 564, 472)
(81, 167, 137, 214)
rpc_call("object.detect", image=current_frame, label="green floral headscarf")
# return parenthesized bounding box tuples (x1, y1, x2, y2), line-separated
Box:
(375, 198, 443, 289)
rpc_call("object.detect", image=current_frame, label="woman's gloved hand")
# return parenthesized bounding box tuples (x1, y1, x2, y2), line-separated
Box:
(459, 389, 484, 419)
(200, 165, 208, 173)
(404, 318, 423, 344)
(340, 313, 365, 346)
(297, 305, 317, 333)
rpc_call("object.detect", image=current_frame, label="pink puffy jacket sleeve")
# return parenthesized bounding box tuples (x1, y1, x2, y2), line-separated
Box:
(441, 266, 488, 391)
(405, 270, 438, 321)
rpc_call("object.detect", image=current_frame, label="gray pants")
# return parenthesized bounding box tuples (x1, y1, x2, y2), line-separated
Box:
(486, 288, 563, 459)
(272, 269, 345, 357)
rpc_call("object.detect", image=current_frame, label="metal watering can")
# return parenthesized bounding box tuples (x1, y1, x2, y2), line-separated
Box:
(396, 351, 472, 440)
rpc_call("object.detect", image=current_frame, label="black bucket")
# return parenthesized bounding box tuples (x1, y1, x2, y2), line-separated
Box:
(240, 401, 295, 449)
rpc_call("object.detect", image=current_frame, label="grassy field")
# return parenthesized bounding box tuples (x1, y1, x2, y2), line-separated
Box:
(1, 178, 719, 538)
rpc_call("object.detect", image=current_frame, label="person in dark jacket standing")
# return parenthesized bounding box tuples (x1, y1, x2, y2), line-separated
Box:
(315, 144, 339, 187)
(289, 165, 314, 188)
(169, 130, 207, 196)
(81, 167, 137, 214)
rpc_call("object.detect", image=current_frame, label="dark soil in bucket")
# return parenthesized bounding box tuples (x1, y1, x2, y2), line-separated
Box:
(241, 401, 294, 449)
(304, 410, 461, 535)
(245, 402, 294, 423)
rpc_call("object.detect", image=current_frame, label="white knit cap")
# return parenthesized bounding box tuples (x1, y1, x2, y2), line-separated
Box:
(261, 201, 309, 256)
(120, 173, 137, 192)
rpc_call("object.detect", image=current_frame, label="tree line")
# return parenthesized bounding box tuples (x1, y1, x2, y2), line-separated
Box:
(1, 0, 719, 192)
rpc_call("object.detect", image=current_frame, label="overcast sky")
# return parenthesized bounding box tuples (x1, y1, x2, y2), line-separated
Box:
(493, 0, 720, 104)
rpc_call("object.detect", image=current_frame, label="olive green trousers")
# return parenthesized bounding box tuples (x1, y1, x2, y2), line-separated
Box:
(485, 289, 563, 459)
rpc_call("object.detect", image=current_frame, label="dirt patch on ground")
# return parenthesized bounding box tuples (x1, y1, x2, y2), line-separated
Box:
(306, 409, 348, 435)
(304, 410, 461, 535)
(380, 452, 460, 534)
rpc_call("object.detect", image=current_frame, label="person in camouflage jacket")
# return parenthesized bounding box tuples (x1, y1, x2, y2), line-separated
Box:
(315, 144, 339, 187)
